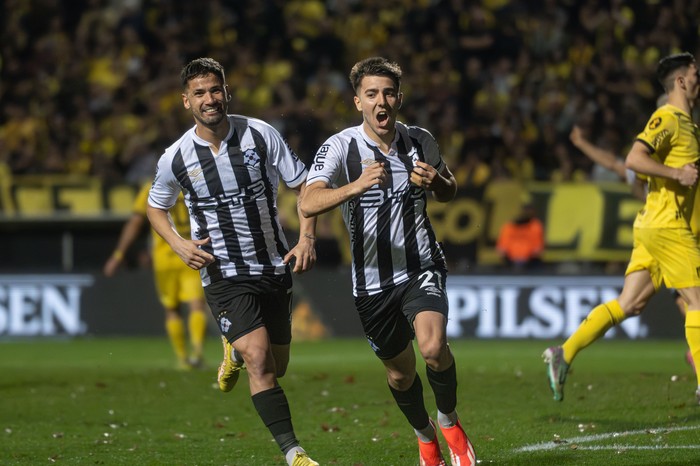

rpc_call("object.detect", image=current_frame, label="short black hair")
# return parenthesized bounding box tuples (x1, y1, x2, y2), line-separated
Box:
(657, 52, 696, 91)
(180, 57, 226, 89)
(349, 57, 402, 94)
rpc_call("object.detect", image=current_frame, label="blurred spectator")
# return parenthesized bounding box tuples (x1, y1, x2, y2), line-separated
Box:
(0, 0, 699, 193)
(496, 203, 545, 272)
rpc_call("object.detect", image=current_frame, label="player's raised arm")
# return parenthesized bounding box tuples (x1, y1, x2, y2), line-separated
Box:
(300, 162, 386, 218)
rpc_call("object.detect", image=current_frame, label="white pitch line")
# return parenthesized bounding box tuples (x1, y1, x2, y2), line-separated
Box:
(572, 445, 700, 450)
(515, 425, 700, 452)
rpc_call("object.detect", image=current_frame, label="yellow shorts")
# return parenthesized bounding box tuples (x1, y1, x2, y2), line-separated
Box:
(626, 228, 700, 290)
(153, 264, 204, 310)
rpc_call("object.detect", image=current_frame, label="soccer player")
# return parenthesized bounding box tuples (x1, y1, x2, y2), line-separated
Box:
(103, 181, 208, 370)
(570, 121, 696, 372)
(300, 57, 476, 466)
(543, 52, 700, 404)
(146, 57, 319, 466)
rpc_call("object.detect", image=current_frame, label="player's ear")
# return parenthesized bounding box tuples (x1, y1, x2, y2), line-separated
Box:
(397, 92, 403, 109)
(225, 85, 232, 102)
(182, 93, 190, 110)
(354, 95, 362, 112)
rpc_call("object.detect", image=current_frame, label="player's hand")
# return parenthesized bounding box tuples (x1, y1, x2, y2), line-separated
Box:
(677, 163, 699, 187)
(354, 162, 386, 194)
(175, 237, 215, 270)
(103, 255, 122, 277)
(569, 125, 583, 147)
(410, 161, 437, 190)
(284, 234, 317, 274)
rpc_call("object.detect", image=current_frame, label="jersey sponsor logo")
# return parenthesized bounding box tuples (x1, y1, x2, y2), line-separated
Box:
(188, 167, 204, 182)
(649, 117, 662, 130)
(312, 144, 330, 171)
(651, 129, 669, 148)
(359, 185, 423, 207)
(191, 179, 266, 211)
(361, 158, 377, 165)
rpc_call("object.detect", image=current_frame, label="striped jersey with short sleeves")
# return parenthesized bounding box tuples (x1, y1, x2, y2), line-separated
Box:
(148, 114, 307, 286)
(306, 122, 448, 297)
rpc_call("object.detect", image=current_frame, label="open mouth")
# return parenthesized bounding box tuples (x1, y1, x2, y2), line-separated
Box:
(377, 111, 389, 124)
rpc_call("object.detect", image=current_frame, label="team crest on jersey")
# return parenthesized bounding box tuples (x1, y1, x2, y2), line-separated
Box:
(219, 317, 232, 333)
(243, 148, 261, 167)
(409, 147, 420, 165)
(649, 116, 662, 130)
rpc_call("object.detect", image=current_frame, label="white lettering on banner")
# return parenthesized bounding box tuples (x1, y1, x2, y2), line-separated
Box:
(0, 275, 93, 336)
(446, 276, 647, 339)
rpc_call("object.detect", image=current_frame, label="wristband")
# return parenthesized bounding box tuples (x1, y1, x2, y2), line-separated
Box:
(112, 250, 124, 260)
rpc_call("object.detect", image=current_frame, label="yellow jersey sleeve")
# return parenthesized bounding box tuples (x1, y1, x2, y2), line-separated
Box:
(633, 104, 700, 230)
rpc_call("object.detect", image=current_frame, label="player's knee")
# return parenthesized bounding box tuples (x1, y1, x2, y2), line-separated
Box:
(624, 301, 646, 317)
(240, 347, 270, 375)
(418, 340, 446, 369)
(387, 369, 414, 391)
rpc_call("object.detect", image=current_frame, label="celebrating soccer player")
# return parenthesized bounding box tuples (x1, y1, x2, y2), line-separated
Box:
(146, 57, 319, 466)
(301, 57, 476, 466)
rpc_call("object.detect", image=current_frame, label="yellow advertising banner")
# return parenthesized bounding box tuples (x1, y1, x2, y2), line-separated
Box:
(2, 176, 643, 265)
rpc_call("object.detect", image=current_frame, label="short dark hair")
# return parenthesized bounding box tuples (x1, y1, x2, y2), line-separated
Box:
(180, 57, 226, 88)
(349, 57, 402, 94)
(657, 52, 696, 91)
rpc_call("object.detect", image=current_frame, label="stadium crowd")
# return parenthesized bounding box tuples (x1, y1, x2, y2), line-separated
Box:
(1, 0, 699, 187)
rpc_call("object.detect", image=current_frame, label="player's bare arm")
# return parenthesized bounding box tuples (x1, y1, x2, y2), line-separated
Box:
(625, 141, 699, 186)
(285, 182, 317, 274)
(570, 125, 627, 179)
(300, 162, 387, 217)
(103, 213, 146, 277)
(410, 161, 457, 202)
(146, 205, 214, 270)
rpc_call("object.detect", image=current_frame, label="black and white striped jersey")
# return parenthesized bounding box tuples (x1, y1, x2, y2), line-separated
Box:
(306, 122, 448, 297)
(148, 114, 307, 286)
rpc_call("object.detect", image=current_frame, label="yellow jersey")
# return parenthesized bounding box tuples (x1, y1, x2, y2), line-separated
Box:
(633, 104, 700, 230)
(133, 182, 191, 270)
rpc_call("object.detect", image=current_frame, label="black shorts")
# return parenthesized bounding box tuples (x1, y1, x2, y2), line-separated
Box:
(204, 274, 293, 345)
(354, 268, 449, 360)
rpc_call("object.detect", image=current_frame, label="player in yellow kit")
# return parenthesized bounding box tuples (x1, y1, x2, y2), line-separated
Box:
(104, 182, 208, 369)
(544, 52, 700, 404)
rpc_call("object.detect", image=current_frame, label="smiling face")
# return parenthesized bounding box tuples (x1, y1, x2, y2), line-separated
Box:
(182, 73, 230, 130)
(354, 74, 402, 146)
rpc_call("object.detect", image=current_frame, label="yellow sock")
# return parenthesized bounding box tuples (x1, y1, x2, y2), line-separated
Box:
(562, 300, 626, 364)
(165, 316, 187, 362)
(188, 310, 208, 358)
(685, 310, 700, 387)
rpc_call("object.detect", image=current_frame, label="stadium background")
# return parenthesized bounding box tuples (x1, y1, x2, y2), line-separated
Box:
(0, 0, 695, 339)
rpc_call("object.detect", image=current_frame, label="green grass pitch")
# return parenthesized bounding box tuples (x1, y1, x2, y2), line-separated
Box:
(1, 338, 698, 465)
